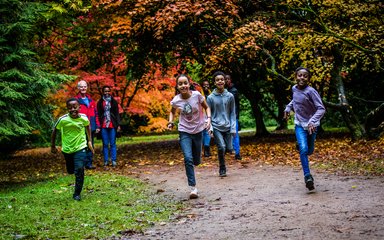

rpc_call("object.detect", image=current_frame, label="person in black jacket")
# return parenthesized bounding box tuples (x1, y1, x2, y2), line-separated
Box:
(97, 86, 121, 167)
(225, 74, 242, 160)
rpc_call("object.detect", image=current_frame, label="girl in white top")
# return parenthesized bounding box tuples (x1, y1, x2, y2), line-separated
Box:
(168, 74, 211, 199)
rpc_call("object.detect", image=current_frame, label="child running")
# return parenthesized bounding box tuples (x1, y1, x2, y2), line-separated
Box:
(284, 67, 325, 190)
(207, 71, 236, 177)
(168, 74, 211, 199)
(51, 98, 94, 201)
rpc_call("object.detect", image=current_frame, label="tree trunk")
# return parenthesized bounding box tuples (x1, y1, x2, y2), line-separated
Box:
(330, 46, 365, 140)
(365, 103, 384, 139)
(243, 91, 269, 136)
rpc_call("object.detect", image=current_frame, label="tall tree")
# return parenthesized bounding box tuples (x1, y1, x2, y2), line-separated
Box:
(0, 0, 71, 152)
(277, 0, 384, 139)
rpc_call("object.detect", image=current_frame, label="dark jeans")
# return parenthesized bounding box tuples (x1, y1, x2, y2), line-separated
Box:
(63, 148, 87, 197)
(212, 129, 232, 170)
(179, 131, 203, 187)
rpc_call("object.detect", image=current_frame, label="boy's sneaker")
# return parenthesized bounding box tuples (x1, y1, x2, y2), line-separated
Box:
(189, 187, 198, 199)
(73, 195, 81, 201)
(112, 162, 117, 167)
(304, 174, 315, 190)
(104, 162, 109, 167)
(219, 169, 227, 177)
(235, 154, 242, 160)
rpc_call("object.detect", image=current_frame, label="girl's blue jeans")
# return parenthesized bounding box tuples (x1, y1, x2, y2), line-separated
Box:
(101, 128, 117, 163)
(295, 125, 317, 177)
(179, 131, 203, 187)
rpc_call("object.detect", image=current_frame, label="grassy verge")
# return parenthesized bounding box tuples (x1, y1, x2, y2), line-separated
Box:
(0, 173, 182, 239)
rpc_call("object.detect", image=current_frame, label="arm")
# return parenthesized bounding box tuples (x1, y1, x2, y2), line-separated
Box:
(206, 96, 214, 133)
(308, 90, 326, 134)
(230, 97, 237, 135)
(283, 100, 294, 120)
(201, 100, 211, 131)
(113, 98, 121, 131)
(86, 124, 94, 154)
(167, 107, 177, 130)
(95, 100, 101, 133)
(50, 128, 58, 154)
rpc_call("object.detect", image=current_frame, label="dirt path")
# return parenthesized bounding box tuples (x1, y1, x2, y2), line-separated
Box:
(3, 134, 383, 240)
(128, 161, 384, 240)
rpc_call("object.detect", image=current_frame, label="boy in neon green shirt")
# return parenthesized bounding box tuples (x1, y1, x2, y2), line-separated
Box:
(51, 98, 94, 201)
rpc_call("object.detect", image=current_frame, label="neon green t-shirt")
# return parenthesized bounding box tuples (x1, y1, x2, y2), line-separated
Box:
(54, 113, 90, 154)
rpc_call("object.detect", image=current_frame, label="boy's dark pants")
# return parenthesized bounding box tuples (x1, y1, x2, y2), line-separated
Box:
(63, 148, 87, 197)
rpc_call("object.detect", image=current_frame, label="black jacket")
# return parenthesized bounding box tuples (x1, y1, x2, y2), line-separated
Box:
(97, 97, 120, 129)
(227, 86, 240, 119)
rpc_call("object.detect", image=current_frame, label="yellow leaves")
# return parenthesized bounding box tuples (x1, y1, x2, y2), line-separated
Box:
(205, 20, 276, 67)
(107, 17, 133, 36)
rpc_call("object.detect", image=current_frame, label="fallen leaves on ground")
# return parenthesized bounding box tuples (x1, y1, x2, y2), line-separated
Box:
(0, 132, 383, 187)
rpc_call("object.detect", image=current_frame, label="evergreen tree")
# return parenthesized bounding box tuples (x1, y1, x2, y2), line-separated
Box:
(0, 0, 71, 152)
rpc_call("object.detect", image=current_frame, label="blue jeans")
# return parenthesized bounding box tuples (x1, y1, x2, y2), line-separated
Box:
(101, 128, 117, 163)
(295, 125, 317, 177)
(179, 131, 203, 187)
(232, 119, 240, 155)
(213, 129, 232, 170)
(202, 129, 211, 147)
(62, 148, 87, 196)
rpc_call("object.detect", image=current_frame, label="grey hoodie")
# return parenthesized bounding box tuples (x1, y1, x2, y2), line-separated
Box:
(207, 89, 236, 133)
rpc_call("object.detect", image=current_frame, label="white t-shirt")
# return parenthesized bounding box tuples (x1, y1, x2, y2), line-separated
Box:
(170, 91, 205, 134)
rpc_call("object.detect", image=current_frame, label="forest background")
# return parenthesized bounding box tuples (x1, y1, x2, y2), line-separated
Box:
(1, 0, 383, 153)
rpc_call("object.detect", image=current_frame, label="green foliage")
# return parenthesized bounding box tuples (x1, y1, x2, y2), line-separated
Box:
(0, 0, 73, 151)
(185, 61, 203, 83)
(0, 173, 181, 239)
(239, 96, 255, 129)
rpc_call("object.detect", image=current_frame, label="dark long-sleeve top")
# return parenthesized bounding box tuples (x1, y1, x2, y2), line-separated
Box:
(97, 97, 120, 130)
(227, 85, 240, 119)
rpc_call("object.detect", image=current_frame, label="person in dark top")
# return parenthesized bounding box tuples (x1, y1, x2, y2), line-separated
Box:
(225, 74, 242, 160)
(97, 86, 121, 167)
(201, 80, 212, 157)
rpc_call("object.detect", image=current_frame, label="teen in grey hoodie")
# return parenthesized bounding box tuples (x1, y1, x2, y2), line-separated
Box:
(207, 71, 236, 177)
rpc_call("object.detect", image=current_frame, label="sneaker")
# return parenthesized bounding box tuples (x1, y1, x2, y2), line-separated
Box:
(85, 165, 96, 170)
(304, 174, 315, 190)
(189, 187, 198, 199)
(112, 162, 117, 167)
(219, 169, 227, 177)
(73, 195, 81, 201)
(235, 154, 242, 160)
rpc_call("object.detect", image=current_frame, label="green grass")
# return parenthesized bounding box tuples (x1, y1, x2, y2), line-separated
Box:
(0, 173, 182, 239)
